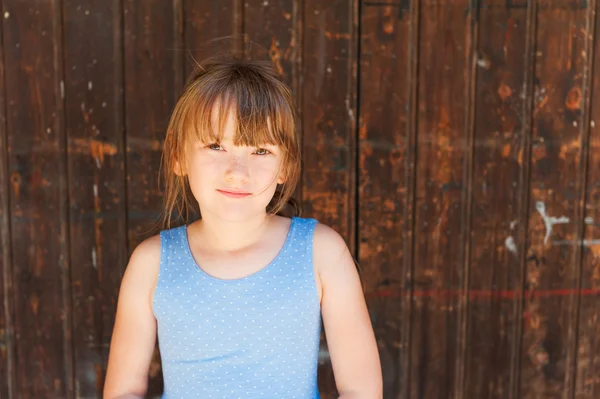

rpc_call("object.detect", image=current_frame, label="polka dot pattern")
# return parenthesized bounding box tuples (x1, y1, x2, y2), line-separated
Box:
(152, 217, 322, 398)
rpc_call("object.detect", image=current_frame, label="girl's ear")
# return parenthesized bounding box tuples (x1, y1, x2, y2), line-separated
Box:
(276, 169, 286, 185)
(174, 160, 185, 176)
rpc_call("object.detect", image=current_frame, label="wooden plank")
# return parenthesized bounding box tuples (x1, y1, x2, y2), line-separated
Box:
(463, 1, 531, 398)
(302, 1, 357, 246)
(243, 0, 297, 88)
(1, 1, 74, 397)
(302, 1, 358, 397)
(519, 1, 592, 398)
(408, 0, 476, 397)
(574, 1, 600, 397)
(0, 10, 15, 396)
(184, 0, 242, 77)
(358, 3, 415, 398)
(124, 0, 183, 396)
(62, 0, 127, 396)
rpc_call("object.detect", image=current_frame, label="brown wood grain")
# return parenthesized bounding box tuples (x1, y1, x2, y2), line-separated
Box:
(575, 0, 600, 397)
(62, 0, 128, 396)
(302, 1, 358, 397)
(243, 0, 297, 88)
(184, 0, 243, 77)
(1, 1, 74, 397)
(519, 1, 593, 398)
(359, 3, 415, 398)
(409, 0, 476, 397)
(124, 0, 184, 396)
(0, 8, 15, 396)
(302, 1, 357, 246)
(463, 1, 531, 398)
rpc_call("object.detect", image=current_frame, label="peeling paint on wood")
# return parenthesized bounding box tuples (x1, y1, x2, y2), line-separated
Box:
(520, 2, 592, 398)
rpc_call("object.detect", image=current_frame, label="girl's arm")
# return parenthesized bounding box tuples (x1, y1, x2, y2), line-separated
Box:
(103, 235, 161, 399)
(315, 224, 383, 399)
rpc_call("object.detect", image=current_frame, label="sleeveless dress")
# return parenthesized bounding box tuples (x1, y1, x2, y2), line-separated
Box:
(152, 217, 322, 399)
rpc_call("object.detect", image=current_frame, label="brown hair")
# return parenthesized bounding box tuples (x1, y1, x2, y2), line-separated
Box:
(159, 56, 301, 229)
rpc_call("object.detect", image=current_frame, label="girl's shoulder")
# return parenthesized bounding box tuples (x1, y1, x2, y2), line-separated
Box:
(127, 234, 161, 276)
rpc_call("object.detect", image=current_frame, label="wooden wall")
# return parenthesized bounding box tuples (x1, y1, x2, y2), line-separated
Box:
(0, 0, 599, 398)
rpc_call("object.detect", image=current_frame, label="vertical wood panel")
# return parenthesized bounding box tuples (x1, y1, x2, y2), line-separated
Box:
(519, 1, 592, 398)
(184, 0, 243, 77)
(358, 3, 414, 398)
(464, 1, 530, 398)
(575, 0, 600, 397)
(62, 0, 127, 396)
(409, 0, 475, 397)
(1, 1, 73, 397)
(0, 7, 15, 395)
(124, 0, 183, 396)
(302, 1, 358, 397)
(302, 1, 357, 250)
(243, 0, 296, 88)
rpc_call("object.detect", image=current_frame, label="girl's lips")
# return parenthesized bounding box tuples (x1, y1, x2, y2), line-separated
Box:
(217, 189, 251, 198)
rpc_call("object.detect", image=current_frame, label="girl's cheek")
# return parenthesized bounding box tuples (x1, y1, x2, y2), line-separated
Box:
(195, 151, 223, 166)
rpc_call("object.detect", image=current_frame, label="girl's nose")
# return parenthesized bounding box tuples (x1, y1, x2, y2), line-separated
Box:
(225, 154, 249, 182)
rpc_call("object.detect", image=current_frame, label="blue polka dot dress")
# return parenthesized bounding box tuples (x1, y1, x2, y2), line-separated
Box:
(152, 217, 322, 398)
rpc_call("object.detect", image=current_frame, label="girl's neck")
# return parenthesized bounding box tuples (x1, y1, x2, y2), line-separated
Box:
(191, 213, 274, 253)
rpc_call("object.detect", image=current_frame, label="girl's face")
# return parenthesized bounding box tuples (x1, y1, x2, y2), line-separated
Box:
(179, 108, 285, 222)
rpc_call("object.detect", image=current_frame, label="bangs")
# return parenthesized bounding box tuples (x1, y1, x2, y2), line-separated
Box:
(181, 71, 295, 149)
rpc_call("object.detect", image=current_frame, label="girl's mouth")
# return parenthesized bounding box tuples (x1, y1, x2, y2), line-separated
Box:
(217, 189, 252, 198)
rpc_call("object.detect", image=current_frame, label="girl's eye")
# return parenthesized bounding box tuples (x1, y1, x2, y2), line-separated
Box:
(254, 148, 271, 156)
(207, 143, 223, 151)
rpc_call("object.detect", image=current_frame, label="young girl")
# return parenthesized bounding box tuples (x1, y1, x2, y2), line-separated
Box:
(103, 56, 382, 399)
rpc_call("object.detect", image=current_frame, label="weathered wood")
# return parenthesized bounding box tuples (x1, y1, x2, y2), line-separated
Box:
(124, 0, 184, 396)
(409, 0, 475, 397)
(243, 0, 296, 88)
(302, 1, 358, 397)
(302, 1, 357, 247)
(62, 0, 127, 396)
(574, 1, 600, 397)
(463, 1, 530, 398)
(1, 1, 73, 397)
(359, 3, 415, 398)
(0, 10, 15, 396)
(519, 1, 592, 398)
(184, 0, 243, 77)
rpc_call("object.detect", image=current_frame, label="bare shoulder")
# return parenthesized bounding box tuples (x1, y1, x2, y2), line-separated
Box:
(121, 233, 161, 295)
(312, 222, 353, 276)
(129, 234, 161, 265)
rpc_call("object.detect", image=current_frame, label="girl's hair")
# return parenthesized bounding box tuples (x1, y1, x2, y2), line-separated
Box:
(159, 55, 301, 229)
